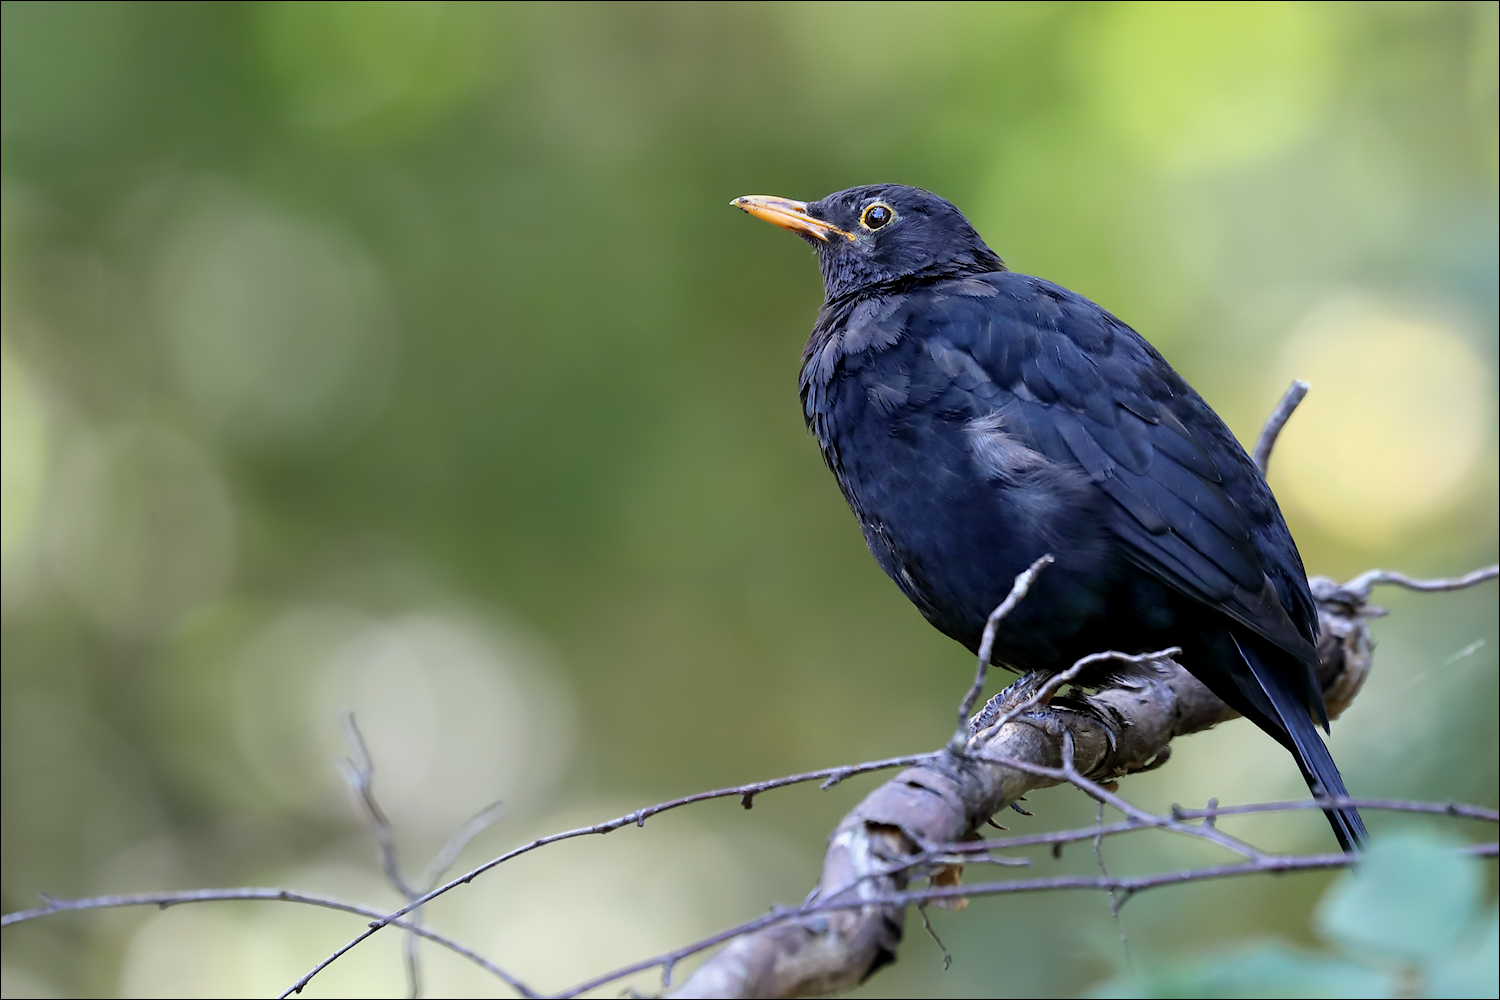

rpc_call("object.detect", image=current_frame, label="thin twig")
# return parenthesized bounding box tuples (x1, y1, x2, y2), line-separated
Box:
(1252, 379, 1308, 474)
(1171, 797, 1500, 824)
(279, 752, 935, 996)
(953, 554, 1054, 745)
(0, 888, 538, 997)
(1094, 800, 1134, 970)
(973, 732, 1266, 861)
(338, 714, 417, 899)
(920, 796, 1498, 859)
(420, 801, 508, 891)
(339, 714, 423, 998)
(916, 902, 952, 970)
(933, 818, 1149, 855)
(339, 713, 509, 999)
(1340, 565, 1499, 602)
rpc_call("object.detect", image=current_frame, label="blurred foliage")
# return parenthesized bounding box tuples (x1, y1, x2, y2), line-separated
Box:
(1093, 829, 1500, 998)
(1, 2, 1496, 997)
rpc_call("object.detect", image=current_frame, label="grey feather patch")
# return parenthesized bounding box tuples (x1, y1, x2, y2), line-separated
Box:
(840, 298, 905, 355)
(927, 336, 994, 393)
(968, 413, 1051, 480)
(812, 338, 841, 384)
(865, 373, 910, 415)
(951, 278, 1001, 298)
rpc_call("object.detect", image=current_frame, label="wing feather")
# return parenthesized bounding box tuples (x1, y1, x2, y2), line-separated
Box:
(946, 273, 1318, 661)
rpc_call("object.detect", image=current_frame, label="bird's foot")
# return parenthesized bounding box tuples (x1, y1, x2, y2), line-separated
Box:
(967, 671, 1051, 737)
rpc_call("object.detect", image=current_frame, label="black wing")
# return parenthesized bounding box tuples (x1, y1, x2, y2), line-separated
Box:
(923, 272, 1319, 666)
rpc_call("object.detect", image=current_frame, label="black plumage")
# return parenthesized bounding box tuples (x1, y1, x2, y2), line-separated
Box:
(733, 184, 1365, 851)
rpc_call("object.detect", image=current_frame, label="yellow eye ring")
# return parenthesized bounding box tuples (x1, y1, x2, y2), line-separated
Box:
(860, 202, 896, 230)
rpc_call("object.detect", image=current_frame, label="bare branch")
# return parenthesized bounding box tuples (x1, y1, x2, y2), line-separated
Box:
(1172, 796, 1500, 824)
(419, 800, 507, 891)
(338, 713, 417, 900)
(1093, 800, 1132, 966)
(658, 561, 1497, 998)
(339, 713, 424, 998)
(928, 796, 1499, 858)
(1339, 564, 1500, 602)
(0, 887, 537, 997)
(279, 752, 935, 997)
(563, 843, 1498, 998)
(339, 712, 508, 1000)
(654, 657, 1236, 998)
(650, 791, 1500, 940)
(989, 729, 1268, 860)
(1252, 379, 1309, 474)
(851, 841, 1500, 907)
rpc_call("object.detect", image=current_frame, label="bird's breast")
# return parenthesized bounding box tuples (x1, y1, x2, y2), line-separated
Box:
(805, 335, 1110, 651)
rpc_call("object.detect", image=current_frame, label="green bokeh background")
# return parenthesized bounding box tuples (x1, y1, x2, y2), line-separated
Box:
(2, 2, 1496, 997)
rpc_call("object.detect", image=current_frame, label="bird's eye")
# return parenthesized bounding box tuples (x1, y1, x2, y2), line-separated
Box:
(861, 203, 895, 230)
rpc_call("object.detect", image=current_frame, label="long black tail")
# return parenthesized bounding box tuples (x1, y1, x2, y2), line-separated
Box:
(1233, 636, 1367, 852)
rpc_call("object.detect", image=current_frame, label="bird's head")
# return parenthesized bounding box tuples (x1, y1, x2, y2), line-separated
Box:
(732, 184, 1005, 301)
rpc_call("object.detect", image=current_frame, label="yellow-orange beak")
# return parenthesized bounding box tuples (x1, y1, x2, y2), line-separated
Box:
(731, 195, 857, 243)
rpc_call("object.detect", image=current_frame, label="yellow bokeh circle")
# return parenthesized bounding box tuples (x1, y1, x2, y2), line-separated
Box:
(1273, 297, 1492, 545)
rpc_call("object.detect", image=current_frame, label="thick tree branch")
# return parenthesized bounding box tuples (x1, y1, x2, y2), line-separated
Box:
(664, 559, 1498, 999)
(570, 811, 1497, 1000)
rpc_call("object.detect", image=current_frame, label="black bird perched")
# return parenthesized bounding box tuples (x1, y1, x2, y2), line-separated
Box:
(733, 184, 1365, 851)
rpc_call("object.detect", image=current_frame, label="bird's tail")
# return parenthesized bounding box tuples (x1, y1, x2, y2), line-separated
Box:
(1233, 636, 1366, 852)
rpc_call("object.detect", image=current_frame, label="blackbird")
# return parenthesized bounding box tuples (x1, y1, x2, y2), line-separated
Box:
(733, 184, 1365, 851)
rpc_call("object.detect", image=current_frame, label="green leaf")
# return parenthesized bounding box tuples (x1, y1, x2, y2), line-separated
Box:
(1086, 943, 1393, 998)
(1316, 829, 1482, 964)
(1424, 907, 1499, 999)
